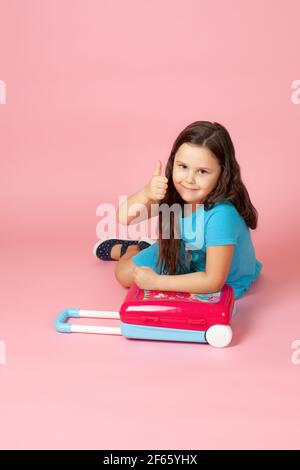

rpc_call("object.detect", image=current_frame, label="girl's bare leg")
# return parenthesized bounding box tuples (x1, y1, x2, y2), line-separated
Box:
(114, 245, 140, 288)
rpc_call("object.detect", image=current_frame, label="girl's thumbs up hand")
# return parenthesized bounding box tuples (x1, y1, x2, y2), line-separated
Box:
(144, 160, 168, 201)
(154, 160, 162, 176)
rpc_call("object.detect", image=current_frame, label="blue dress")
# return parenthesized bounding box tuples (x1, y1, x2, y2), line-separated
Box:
(131, 200, 263, 299)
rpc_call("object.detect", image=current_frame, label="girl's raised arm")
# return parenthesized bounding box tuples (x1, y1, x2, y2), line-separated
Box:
(117, 160, 168, 225)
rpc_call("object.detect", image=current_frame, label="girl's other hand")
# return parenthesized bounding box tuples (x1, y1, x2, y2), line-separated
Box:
(132, 266, 161, 291)
(143, 160, 168, 201)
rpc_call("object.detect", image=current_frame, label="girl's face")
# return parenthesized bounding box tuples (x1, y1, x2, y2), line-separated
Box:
(172, 143, 222, 210)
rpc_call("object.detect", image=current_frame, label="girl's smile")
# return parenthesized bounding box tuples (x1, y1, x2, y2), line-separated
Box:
(181, 185, 199, 191)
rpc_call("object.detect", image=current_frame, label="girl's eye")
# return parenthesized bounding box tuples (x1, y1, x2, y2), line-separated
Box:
(178, 164, 207, 174)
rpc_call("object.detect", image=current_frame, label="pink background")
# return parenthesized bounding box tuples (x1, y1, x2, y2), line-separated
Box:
(0, 0, 300, 450)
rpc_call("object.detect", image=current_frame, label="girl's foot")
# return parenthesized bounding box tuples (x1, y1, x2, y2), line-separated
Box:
(93, 237, 154, 261)
(110, 244, 122, 260)
(111, 243, 140, 260)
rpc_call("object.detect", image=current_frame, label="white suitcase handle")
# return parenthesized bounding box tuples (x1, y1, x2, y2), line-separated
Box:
(54, 308, 121, 335)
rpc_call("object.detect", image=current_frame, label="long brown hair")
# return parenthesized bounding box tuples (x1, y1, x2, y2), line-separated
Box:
(155, 121, 258, 275)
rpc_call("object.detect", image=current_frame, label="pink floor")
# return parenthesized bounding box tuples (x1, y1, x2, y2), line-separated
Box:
(0, 232, 299, 450)
(1, 0, 300, 451)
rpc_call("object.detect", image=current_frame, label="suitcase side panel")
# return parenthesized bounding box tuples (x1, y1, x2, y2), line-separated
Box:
(120, 322, 207, 343)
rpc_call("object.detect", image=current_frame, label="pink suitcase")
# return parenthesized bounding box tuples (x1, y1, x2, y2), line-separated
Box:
(55, 283, 236, 347)
(119, 283, 235, 347)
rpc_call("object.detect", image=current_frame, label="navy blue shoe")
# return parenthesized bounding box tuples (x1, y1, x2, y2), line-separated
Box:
(137, 239, 153, 251)
(93, 237, 154, 261)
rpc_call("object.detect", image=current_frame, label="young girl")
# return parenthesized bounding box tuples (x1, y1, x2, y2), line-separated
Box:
(93, 121, 263, 300)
